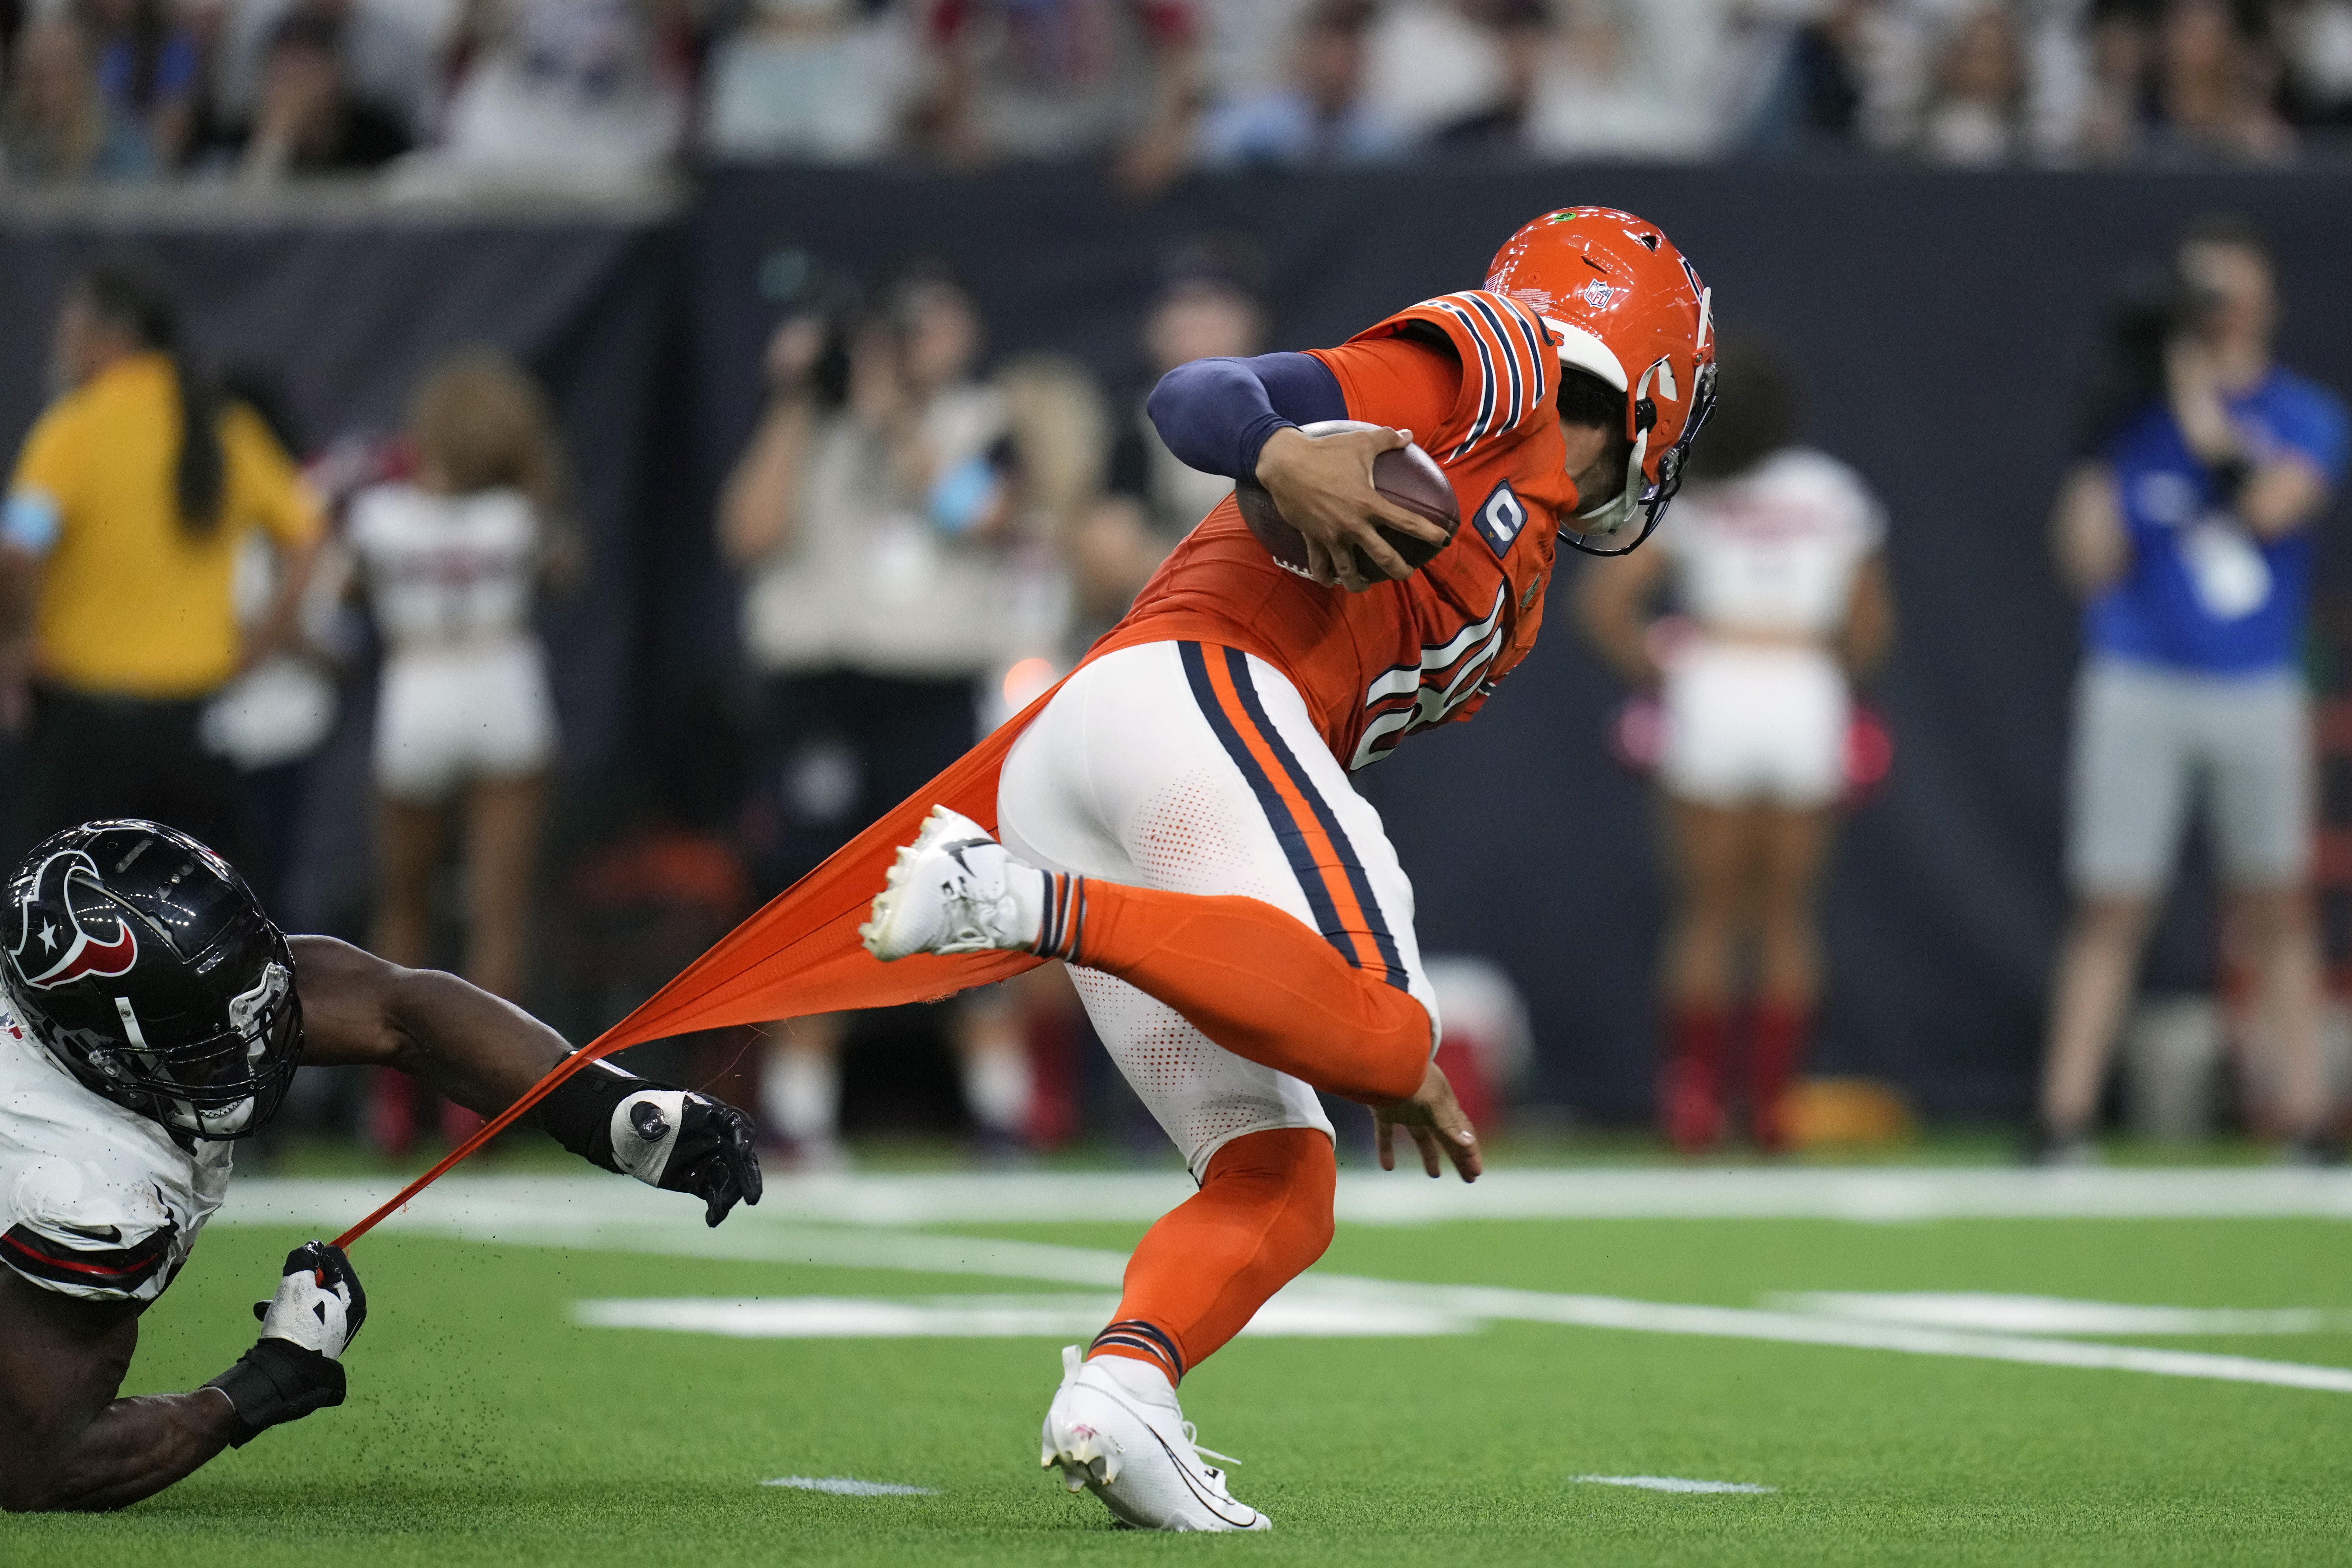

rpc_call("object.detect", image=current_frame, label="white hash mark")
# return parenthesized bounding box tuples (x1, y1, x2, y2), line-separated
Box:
(762, 1476, 937, 1496)
(1575, 1475, 1777, 1495)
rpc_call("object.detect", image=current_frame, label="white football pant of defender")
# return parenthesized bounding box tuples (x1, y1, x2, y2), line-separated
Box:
(862, 806, 1273, 1532)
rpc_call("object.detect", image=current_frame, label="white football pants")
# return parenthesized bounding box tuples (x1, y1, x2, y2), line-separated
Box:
(997, 640, 1435, 1178)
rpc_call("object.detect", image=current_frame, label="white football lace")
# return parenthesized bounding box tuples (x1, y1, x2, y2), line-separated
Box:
(1182, 1423, 1241, 1468)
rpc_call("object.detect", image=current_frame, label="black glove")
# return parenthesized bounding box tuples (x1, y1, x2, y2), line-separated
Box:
(617, 1089, 765, 1226)
(540, 1062, 764, 1226)
(206, 1242, 365, 1447)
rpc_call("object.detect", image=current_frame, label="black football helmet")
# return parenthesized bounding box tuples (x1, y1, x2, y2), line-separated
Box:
(1, 821, 302, 1140)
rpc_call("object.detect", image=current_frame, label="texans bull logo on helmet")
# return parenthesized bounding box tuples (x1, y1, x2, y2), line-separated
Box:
(2, 820, 306, 1140)
(11, 849, 140, 991)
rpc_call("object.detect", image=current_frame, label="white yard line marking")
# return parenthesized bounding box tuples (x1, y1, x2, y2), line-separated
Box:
(1388, 1282, 2352, 1395)
(591, 1296, 1123, 1339)
(225, 1181, 1131, 1285)
(575, 1293, 1476, 1339)
(223, 1166, 2352, 1232)
(1323, 1167, 2352, 1225)
(1574, 1475, 1777, 1495)
(762, 1476, 936, 1496)
(576, 1276, 2352, 1396)
(1769, 1292, 2352, 1337)
(220, 1177, 2352, 1396)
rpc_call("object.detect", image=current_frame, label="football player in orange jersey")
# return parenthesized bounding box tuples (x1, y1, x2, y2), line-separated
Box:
(862, 208, 1714, 1531)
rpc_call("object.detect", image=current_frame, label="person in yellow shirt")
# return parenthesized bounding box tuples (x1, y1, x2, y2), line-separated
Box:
(0, 263, 324, 865)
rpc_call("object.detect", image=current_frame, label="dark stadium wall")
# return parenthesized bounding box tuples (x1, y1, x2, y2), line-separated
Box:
(0, 214, 686, 934)
(4, 166, 2348, 1119)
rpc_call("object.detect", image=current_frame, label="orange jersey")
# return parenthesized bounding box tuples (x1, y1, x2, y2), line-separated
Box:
(1098, 290, 1576, 770)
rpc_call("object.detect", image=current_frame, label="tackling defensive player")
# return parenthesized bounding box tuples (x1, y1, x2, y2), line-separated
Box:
(0, 819, 761, 1513)
(862, 208, 1714, 1530)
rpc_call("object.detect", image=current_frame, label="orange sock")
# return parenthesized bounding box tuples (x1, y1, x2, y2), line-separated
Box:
(1036, 875, 1429, 1105)
(1088, 1128, 1337, 1382)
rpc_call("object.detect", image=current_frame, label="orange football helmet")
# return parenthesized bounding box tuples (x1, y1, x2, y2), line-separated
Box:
(1485, 206, 1715, 555)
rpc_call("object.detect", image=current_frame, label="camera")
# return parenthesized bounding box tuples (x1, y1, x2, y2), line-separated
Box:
(2072, 259, 2225, 455)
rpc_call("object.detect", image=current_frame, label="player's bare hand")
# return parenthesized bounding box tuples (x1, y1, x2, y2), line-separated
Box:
(1256, 425, 1450, 592)
(1373, 1061, 1481, 1182)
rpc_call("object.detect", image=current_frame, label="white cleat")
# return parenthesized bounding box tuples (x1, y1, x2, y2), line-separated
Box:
(1039, 1346, 1271, 1533)
(860, 806, 1042, 962)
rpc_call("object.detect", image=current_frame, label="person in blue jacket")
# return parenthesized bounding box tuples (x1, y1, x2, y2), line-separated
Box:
(2040, 214, 2348, 1163)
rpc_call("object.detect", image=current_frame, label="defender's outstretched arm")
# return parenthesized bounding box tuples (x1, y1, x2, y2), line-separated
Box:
(291, 936, 762, 1225)
(293, 934, 576, 1111)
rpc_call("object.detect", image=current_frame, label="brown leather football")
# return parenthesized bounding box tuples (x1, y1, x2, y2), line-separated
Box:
(1234, 420, 1459, 583)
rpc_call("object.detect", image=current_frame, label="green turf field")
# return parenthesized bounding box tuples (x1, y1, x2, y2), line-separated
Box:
(6, 1163, 2352, 1567)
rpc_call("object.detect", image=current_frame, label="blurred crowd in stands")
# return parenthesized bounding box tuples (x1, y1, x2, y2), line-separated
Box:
(3, 0, 2351, 188)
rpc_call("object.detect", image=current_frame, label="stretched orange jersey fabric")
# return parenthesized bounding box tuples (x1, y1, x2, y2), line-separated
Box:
(340, 291, 1586, 1239)
(1097, 289, 1577, 769)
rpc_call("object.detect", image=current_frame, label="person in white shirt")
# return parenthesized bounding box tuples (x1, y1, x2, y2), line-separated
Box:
(347, 351, 578, 1028)
(1578, 331, 1895, 1153)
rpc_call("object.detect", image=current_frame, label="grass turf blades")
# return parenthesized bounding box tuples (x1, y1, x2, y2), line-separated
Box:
(4, 1206, 2350, 1566)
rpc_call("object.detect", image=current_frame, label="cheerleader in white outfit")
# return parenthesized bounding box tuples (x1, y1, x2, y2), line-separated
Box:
(348, 352, 580, 1016)
(1578, 333, 1895, 1152)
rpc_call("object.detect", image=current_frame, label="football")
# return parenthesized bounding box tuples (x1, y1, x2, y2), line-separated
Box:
(1234, 420, 1459, 582)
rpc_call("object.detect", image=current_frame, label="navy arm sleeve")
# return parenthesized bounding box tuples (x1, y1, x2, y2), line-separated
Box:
(1145, 352, 1348, 484)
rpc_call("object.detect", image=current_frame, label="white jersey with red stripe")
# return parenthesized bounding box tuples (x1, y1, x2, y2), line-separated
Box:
(347, 483, 543, 651)
(1657, 449, 1884, 638)
(0, 1007, 230, 1303)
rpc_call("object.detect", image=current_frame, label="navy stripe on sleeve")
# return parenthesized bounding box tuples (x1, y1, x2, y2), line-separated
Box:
(1146, 352, 1347, 484)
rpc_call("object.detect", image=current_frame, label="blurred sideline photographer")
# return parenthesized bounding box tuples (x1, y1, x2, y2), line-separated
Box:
(0, 263, 322, 867)
(2039, 213, 2349, 1163)
(0, 819, 758, 1513)
(718, 263, 1039, 1164)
